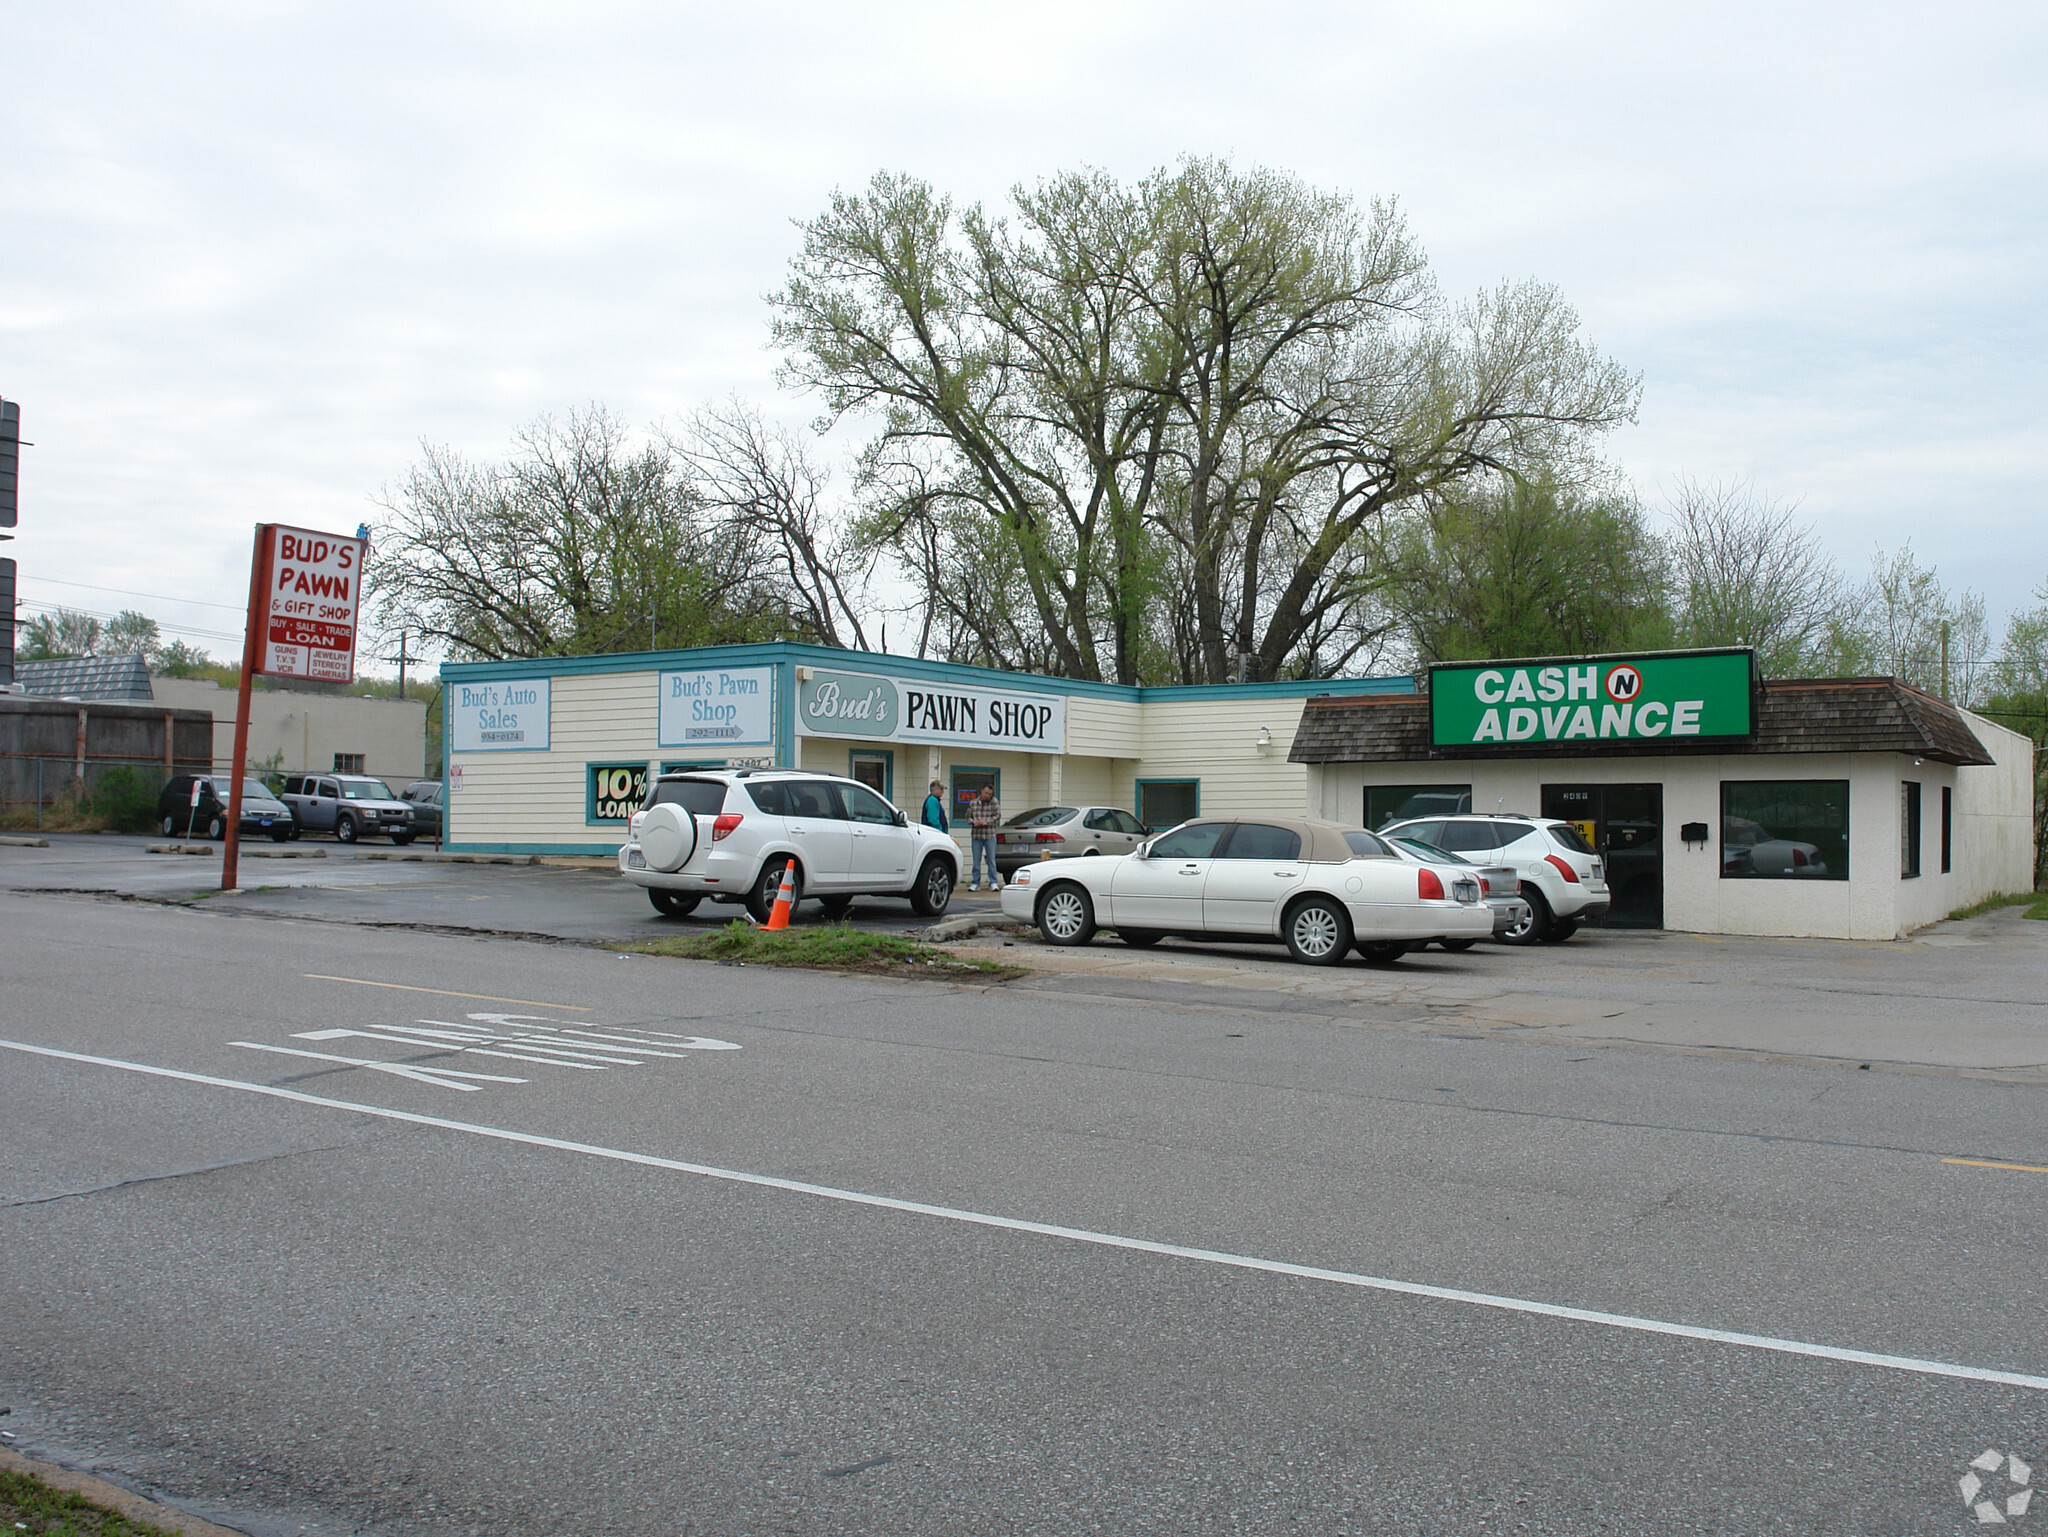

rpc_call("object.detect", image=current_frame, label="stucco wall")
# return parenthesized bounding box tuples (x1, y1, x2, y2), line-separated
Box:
(152, 676, 426, 787)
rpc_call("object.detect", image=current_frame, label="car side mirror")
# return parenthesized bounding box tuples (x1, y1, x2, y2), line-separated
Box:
(894, 809, 908, 827)
(1134, 840, 1151, 859)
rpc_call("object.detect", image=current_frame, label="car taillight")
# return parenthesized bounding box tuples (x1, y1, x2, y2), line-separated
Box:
(712, 813, 743, 841)
(1418, 868, 1444, 900)
(1477, 875, 1492, 896)
(1035, 832, 1065, 843)
(1791, 847, 1808, 867)
(1544, 854, 1580, 883)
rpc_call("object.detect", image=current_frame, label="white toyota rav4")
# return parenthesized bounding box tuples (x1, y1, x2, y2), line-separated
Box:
(1376, 812, 1610, 942)
(618, 770, 961, 922)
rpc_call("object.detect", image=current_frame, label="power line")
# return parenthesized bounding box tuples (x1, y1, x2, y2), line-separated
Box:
(23, 574, 251, 612)
(13, 594, 247, 646)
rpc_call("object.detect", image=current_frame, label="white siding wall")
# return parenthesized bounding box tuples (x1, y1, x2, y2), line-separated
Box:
(1136, 696, 1310, 819)
(449, 670, 659, 850)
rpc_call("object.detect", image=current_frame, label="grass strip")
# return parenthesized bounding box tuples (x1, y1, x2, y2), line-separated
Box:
(1946, 892, 2044, 921)
(2029, 894, 2048, 921)
(0, 1465, 184, 1536)
(615, 921, 1025, 981)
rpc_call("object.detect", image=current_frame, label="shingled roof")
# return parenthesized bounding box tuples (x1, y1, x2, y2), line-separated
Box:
(1289, 676, 1996, 766)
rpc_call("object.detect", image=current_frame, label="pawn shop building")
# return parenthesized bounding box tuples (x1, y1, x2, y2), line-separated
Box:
(1290, 649, 2036, 941)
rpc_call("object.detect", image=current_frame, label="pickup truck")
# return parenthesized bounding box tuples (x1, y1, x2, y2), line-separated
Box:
(279, 772, 418, 844)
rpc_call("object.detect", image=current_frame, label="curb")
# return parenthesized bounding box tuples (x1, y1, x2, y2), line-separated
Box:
(144, 844, 216, 856)
(0, 1444, 247, 1537)
(0, 835, 52, 848)
(361, 851, 539, 865)
(241, 848, 328, 859)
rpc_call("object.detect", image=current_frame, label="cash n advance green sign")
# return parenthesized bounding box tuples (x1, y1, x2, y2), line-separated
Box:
(1429, 650, 1756, 749)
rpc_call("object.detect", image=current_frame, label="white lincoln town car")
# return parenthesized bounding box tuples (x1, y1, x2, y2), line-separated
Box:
(1000, 816, 1492, 964)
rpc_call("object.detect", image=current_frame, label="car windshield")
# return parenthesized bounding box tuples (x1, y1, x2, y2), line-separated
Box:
(1547, 824, 1597, 855)
(1393, 836, 1469, 864)
(242, 779, 279, 803)
(1005, 806, 1074, 828)
(337, 778, 391, 801)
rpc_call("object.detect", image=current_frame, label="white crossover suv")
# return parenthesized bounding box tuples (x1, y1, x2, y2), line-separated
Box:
(618, 770, 961, 922)
(1377, 813, 1610, 943)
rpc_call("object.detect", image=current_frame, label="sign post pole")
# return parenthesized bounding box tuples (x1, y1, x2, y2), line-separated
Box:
(222, 524, 273, 892)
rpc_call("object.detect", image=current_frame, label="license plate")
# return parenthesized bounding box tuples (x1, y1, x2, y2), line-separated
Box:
(259, 818, 273, 826)
(627, 850, 646, 869)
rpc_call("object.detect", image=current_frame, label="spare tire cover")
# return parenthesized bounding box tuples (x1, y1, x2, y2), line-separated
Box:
(640, 804, 698, 872)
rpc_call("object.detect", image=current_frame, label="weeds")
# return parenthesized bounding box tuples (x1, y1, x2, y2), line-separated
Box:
(0, 1463, 183, 1535)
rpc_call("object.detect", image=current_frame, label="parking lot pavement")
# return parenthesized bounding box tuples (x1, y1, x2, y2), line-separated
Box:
(4, 888, 2048, 1536)
(0, 832, 1002, 940)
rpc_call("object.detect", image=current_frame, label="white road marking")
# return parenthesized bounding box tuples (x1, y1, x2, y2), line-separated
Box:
(295, 1027, 643, 1066)
(5, 1036, 2045, 1396)
(228, 1042, 526, 1090)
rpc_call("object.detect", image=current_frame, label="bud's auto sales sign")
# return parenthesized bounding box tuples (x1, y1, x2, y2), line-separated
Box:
(261, 526, 365, 682)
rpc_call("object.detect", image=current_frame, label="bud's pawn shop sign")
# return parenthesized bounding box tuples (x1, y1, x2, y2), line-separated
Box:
(449, 677, 552, 752)
(1429, 649, 1756, 749)
(658, 666, 773, 748)
(797, 667, 1065, 755)
(260, 526, 366, 682)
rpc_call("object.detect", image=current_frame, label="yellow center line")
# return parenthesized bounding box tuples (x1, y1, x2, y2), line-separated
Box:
(303, 975, 589, 1011)
(1944, 1157, 2048, 1175)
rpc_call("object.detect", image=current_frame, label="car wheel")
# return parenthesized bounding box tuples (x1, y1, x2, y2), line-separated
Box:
(1117, 928, 1163, 948)
(1438, 938, 1478, 952)
(818, 895, 854, 920)
(1285, 896, 1353, 966)
(1500, 888, 1550, 945)
(161, 815, 176, 837)
(1541, 918, 1580, 944)
(1036, 884, 1095, 945)
(270, 827, 291, 843)
(390, 831, 415, 846)
(288, 823, 302, 841)
(649, 888, 701, 919)
(206, 815, 225, 840)
(909, 855, 954, 917)
(746, 857, 801, 924)
(336, 816, 358, 844)
(1358, 940, 1407, 964)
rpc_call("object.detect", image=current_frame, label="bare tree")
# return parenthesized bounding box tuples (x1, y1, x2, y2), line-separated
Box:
(1665, 479, 1841, 677)
(1820, 543, 1991, 702)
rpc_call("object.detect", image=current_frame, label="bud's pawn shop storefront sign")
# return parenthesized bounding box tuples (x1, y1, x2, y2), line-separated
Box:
(262, 526, 366, 682)
(659, 666, 773, 748)
(449, 678, 552, 752)
(1430, 649, 1756, 748)
(797, 667, 1065, 754)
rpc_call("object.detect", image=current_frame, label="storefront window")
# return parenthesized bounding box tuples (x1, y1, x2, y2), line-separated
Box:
(1138, 779, 1199, 831)
(1720, 780, 1848, 881)
(1901, 781, 1921, 878)
(1366, 783, 1471, 830)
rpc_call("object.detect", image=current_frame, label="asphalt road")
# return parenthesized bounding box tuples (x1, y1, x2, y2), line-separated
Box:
(3, 884, 2046, 1535)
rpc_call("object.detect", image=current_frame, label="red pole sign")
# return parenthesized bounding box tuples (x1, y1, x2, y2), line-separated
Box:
(223, 523, 367, 891)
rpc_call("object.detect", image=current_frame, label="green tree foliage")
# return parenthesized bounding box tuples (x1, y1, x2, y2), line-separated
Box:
(1814, 544, 1991, 703)
(1388, 477, 1669, 663)
(19, 607, 101, 660)
(366, 408, 822, 661)
(773, 158, 1639, 683)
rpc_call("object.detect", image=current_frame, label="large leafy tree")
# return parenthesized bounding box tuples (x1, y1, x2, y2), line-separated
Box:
(773, 158, 1640, 684)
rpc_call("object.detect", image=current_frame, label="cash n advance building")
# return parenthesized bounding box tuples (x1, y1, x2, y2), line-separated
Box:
(1290, 648, 2036, 941)
(436, 641, 1409, 856)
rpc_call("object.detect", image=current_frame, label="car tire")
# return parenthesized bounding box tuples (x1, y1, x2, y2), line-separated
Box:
(746, 857, 801, 924)
(1036, 883, 1096, 946)
(1438, 938, 1478, 952)
(1500, 887, 1550, 945)
(269, 827, 290, 843)
(161, 815, 176, 837)
(1358, 940, 1408, 964)
(909, 855, 954, 917)
(1541, 918, 1580, 944)
(390, 831, 415, 846)
(817, 895, 854, 920)
(336, 816, 358, 844)
(206, 815, 225, 841)
(288, 823, 302, 841)
(1117, 928, 1163, 948)
(1285, 896, 1353, 966)
(649, 888, 701, 919)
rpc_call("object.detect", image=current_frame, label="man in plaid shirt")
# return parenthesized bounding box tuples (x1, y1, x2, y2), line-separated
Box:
(967, 784, 1002, 891)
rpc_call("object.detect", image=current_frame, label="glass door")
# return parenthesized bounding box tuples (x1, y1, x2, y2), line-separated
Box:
(1540, 783, 1664, 928)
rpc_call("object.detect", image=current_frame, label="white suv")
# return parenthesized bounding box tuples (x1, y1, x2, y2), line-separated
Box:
(618, 770, 961, 923)
(1377, 813, 1610, 943)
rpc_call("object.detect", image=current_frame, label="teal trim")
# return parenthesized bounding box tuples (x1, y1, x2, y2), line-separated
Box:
(445, 841, 624, 855)
(440, 640, 1415, 706)
(850, 748, 894, 800)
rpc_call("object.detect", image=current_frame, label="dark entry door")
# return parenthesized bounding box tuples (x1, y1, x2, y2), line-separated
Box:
(1540, 783, 1663, 928)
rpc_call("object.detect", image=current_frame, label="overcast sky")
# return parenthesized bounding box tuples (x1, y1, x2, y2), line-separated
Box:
(3, 1, 2044, 667)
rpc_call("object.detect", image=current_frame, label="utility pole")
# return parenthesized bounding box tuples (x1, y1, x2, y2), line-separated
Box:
(397, 628, 408, 698)
(1941, 620, 1950, 700)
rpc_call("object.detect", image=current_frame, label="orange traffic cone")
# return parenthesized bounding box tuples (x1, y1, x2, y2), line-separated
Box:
(761, 862, 797, 931)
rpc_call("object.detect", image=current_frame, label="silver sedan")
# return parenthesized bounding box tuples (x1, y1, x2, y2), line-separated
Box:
(994, 804, 1148, 874)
